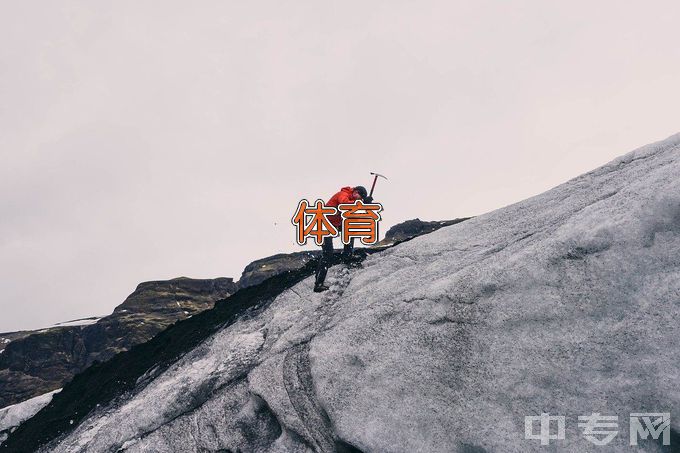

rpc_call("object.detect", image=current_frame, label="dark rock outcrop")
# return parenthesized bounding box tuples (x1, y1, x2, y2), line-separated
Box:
(377, 217, 471, 245)
(0, 277, 236, 408)
(238, 251, 319, 288)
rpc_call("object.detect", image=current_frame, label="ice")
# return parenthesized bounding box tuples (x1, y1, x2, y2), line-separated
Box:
(40, 134, 680, 452)
(52, 317, 103, 327)
(0, 389, 61, 446)
(0, 337, 8, 354)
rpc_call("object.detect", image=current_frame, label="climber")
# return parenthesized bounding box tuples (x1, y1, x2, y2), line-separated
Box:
(314, 186, 373, 292)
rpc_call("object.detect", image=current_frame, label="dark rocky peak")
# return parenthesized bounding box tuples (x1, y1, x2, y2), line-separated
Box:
(378, 217, 471, 245)
(114, 277, 236, 314)
(238, 252, 319, 288)
(0, 277, 237, 409)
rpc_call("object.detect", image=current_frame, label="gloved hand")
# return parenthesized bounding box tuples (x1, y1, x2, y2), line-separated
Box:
(363, 196, 374, 204)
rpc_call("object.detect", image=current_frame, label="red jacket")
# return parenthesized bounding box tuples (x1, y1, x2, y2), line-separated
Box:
(327, 187, 359, 227)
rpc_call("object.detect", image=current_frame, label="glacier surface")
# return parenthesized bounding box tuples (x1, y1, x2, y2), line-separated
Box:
(44, 134, 680, 452)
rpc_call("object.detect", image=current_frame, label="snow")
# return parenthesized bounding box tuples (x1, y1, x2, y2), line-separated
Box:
(43, 133, 680, 452)
(0, 389, 61, 446)
(52, 317, 102, 327)
(0, 338, 8, 355)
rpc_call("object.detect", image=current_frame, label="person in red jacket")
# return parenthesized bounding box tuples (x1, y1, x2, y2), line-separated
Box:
(314, 185, 372, 292)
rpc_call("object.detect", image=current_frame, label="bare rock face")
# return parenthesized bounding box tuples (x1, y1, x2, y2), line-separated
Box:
(0, 277, 236, 409)
(113, 277, 236, 315)
(377, 217, 471, 245)
(238, 252, 319, 288)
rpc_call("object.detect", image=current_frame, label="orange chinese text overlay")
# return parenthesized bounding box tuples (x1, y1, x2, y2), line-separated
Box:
(291, 200, 383, 246)
(291, 200, 338, 245)
(338, 201, 382, 245)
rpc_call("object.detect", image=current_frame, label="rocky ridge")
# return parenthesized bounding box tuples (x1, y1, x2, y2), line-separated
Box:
(0, 219, 462, 410)
(0, 277, 236, 408)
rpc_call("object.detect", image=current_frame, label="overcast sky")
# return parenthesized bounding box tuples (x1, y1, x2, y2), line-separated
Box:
(1, 1, 679, 332)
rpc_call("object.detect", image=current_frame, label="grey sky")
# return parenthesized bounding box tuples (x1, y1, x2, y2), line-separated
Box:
(1, 1, 679, 332)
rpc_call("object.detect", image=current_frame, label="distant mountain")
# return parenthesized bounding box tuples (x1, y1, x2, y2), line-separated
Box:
(0, 277, 236, 408)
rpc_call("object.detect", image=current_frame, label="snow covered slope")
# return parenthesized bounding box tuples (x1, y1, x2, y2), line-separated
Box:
(0, 390, 60, 445)
(36, 135, 680, 452)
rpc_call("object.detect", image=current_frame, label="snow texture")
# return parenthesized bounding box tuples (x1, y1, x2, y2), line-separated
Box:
(43, 134, 680, 452)
(0, 389, 60, 446)
(52, 317, 102, 327)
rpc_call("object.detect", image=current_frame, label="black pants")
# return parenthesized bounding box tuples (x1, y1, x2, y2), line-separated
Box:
(314, 234, 354, 287)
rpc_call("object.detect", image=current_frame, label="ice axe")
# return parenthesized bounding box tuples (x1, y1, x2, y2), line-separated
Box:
(368, 172, 388, 198)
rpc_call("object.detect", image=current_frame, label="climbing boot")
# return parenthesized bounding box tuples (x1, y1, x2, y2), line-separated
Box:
(314, 284, 330, 293)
